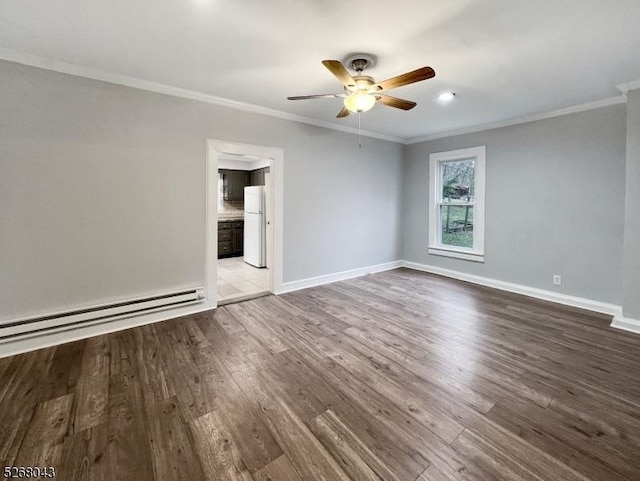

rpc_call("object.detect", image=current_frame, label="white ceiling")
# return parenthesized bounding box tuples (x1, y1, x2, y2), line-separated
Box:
(1, 0, 640, 141)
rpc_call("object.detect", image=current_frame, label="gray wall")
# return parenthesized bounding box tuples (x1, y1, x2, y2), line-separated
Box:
(404, 105, 627, 305)
(623, 91, 640, 318)
(0, 60, 404, 322)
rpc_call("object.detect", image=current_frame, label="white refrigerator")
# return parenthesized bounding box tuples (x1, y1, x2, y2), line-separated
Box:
(244, 186, 266, 267)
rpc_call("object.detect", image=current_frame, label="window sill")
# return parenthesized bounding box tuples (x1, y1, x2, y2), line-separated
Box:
(427, 247, 485, 263)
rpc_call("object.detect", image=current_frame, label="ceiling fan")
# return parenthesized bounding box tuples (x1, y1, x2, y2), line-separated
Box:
(287, 54, 435, 118)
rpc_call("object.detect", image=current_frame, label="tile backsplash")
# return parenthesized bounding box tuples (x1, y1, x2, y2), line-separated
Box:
(219, 200, 244, 220)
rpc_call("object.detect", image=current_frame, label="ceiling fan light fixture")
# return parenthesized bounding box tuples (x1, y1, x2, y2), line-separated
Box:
(344, 92, 376, 113)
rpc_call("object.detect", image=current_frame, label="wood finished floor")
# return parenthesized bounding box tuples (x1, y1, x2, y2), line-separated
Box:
(1, 268, 640, 481)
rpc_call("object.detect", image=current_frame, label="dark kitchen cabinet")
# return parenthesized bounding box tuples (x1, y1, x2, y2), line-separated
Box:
(250, 169, 264, 186)
(220, 170, 250, 201)
(232, 229, 243, 253)
(249, 167, 270, 186)
(218, 241, 233, 256)
(218, 220, 244, 258)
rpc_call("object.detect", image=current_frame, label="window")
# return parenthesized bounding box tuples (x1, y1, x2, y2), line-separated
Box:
(428, 146, 485, 262)
(218, 173, 225, 210)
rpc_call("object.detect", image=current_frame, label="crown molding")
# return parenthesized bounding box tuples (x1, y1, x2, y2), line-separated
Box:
(2, 47, 635, 146)
(0, 47, 404, 144)
(405, 95, 627, 144)
(616, 79, 640, 95)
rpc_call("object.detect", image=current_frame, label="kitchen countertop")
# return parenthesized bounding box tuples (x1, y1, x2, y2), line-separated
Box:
(218, 215, 244, 222)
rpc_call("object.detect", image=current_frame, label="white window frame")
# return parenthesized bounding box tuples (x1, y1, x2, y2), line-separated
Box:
(428, 146, 486, 262)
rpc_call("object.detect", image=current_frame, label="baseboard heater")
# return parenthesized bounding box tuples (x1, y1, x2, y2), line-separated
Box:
(0, 287, 205, 341)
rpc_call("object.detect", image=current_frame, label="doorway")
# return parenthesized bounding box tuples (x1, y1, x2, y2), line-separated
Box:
(206, 140, 283, 307)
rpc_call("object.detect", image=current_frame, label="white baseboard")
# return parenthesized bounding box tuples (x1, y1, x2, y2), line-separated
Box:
(0, 300, 216, 359)
(0, 260, 402, 357)
(611, 315, 640, 334)
(1, 257, 631, 358)
(277, 260, 403, 294)
(401, 261, 621, 316)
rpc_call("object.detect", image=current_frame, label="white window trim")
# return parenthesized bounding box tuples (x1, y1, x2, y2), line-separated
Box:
(428, 146, 486, 262)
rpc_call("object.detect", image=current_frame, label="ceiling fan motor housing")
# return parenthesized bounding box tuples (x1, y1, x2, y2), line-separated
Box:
(344, 75, 376, 94)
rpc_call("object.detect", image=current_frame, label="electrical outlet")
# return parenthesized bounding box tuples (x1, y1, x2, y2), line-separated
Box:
(553, 275, 562, 286)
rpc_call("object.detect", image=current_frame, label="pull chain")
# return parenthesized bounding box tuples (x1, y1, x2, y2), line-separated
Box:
(358, 112, 362, 149)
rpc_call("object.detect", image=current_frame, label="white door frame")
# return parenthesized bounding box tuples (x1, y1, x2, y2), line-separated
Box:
(205, 139, 284, 305)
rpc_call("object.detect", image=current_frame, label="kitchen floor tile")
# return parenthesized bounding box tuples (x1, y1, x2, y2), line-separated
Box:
(217, 257, 270, 304)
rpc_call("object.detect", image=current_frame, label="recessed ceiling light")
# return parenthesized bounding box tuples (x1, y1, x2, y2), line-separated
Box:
(438, 92, 456, 102)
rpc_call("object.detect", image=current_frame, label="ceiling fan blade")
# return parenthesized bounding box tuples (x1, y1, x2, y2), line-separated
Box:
(322, 60, 356, 87)
(287, 93, 346, 100)
(374, 66, 435, 91)
(377, 94, 417, 110)
(337, 106, 350, 118)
